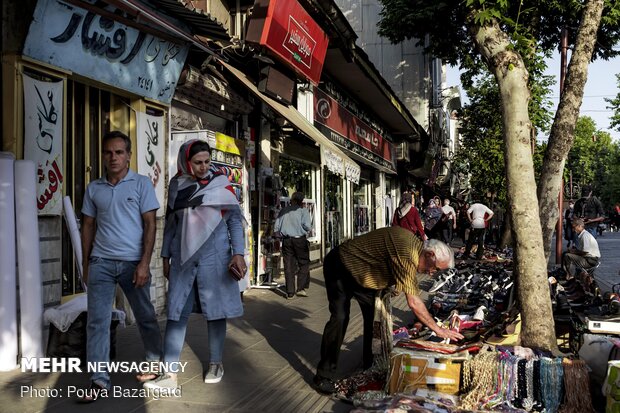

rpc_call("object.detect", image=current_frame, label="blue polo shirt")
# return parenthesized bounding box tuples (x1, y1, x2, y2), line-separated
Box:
(82, 170, 159, 261)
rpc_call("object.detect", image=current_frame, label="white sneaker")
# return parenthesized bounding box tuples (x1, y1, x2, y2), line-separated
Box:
(143, 373, 178, 391)
(204, 363, 224, 383)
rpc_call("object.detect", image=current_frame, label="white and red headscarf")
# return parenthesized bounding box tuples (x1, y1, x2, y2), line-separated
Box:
(167, 139, 243, 266)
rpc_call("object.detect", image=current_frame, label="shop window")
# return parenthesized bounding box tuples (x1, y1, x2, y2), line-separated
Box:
(278, 158, 317, 240)
(384, 176, 398, 227)
(353, 180, 371, 236)
(325, 170, 344, 250)
(62, 82, 130, 297)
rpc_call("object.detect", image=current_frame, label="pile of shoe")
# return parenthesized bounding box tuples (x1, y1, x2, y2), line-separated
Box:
(553, 269, 602, 311)
(453, 246, 514, 262)
(424, 262, 516, 342)
(429, 264, 514, 318)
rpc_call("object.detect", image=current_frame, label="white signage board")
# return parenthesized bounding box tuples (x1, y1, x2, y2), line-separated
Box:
(23, 0, 189, 104)
(137, 112, 165, 216)
(23, 74, 64, 215)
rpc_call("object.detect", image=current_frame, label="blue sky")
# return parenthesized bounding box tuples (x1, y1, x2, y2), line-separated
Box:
(446, 55, 620, 142)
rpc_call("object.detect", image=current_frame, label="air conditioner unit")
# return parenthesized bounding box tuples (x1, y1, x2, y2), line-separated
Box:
(396, 142, 410, 162)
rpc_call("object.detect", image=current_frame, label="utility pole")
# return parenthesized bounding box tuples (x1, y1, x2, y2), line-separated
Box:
(556, 28, 569, 265)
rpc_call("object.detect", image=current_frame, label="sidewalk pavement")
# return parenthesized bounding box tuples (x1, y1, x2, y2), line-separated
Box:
(0, 268, 412, 413)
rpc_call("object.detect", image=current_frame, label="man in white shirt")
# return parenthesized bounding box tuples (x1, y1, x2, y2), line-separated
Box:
(464, 201, 494, 260)
(440, 198, 457, 245)
(562, 218, 601, 277)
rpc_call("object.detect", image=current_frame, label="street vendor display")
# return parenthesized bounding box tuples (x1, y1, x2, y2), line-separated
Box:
(326, 246, 596, 412)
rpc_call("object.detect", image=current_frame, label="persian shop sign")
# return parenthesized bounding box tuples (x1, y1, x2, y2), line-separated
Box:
(23, 0, 189, 104)
(314, 88, 396, 171)
(246, 0, 328, 85)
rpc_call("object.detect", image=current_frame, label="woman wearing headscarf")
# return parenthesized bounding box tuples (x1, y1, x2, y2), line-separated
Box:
(392, 191, 427, 240)
(145, 140, 245, 391)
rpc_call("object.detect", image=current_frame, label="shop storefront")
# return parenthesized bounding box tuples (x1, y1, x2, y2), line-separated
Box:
(313, 82, 398, 243)
(1, 0, 195, 315)
(219, 61, 361, 284)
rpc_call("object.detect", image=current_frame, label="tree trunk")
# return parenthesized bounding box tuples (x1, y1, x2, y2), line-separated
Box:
(538, 0, 605, 261)
(468, 18, 557, 351)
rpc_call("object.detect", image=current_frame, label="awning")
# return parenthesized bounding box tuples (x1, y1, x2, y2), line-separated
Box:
(108, 0, 221, 57)
(221, 62, 361, 184)
(152, 0, 231, 42)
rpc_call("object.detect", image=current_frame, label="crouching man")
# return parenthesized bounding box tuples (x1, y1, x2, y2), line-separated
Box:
(562, 218, 600, 278)
(313, 227, 463, 394)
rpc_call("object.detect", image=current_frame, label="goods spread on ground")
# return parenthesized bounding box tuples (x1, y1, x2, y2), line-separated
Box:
(334, 248, 617, 412)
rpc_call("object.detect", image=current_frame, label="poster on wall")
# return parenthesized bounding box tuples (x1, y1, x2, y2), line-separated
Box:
(23, 74, 64, 215)
(137, 112, 165, 216)
(354, 205, 370, 236)
(302, 199, 317, 240)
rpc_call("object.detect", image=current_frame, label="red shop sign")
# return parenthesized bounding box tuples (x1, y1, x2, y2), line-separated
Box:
(246, 0, 328, 85)
(314, 88, 395, 169)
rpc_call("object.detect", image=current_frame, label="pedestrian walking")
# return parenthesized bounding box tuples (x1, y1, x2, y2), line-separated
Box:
(145, 139, 245, 391)
(457, 201, 470, 244)
(574, 184, 605, 238)
(275, 191, 312, 299)
(424, 199, 443, 240)
(392, 191, 426, 240)
(464, 201, 493, 260)
(440, 198, 457, 245)
(80, 131, 162, 401)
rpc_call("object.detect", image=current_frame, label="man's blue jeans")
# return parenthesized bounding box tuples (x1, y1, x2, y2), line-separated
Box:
(87, 257, 162, 388)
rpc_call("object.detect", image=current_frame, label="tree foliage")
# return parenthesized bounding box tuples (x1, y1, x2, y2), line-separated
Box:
(566, 116, 620, 206)
(378, 0, 620, 66)
(456, 66, 553, 205)
(606, 73, 620, 131)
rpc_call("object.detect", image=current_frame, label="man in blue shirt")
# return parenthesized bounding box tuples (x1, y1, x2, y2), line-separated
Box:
(275, 192, 312, 299)
(80, 131, 161, 401)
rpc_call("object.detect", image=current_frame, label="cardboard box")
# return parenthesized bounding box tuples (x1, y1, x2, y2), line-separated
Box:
(586, 317, 620, 334)
(604, 361, 620, 413)
(387, 352, 462, 395)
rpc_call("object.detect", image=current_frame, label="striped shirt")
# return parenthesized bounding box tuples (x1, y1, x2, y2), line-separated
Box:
(338, 227, 423, 295)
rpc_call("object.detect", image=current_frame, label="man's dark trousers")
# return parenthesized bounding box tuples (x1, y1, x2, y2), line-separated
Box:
(282, 235, 310, 295)
(316, 247, 376, 380)
(465, 228, 486, 260)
